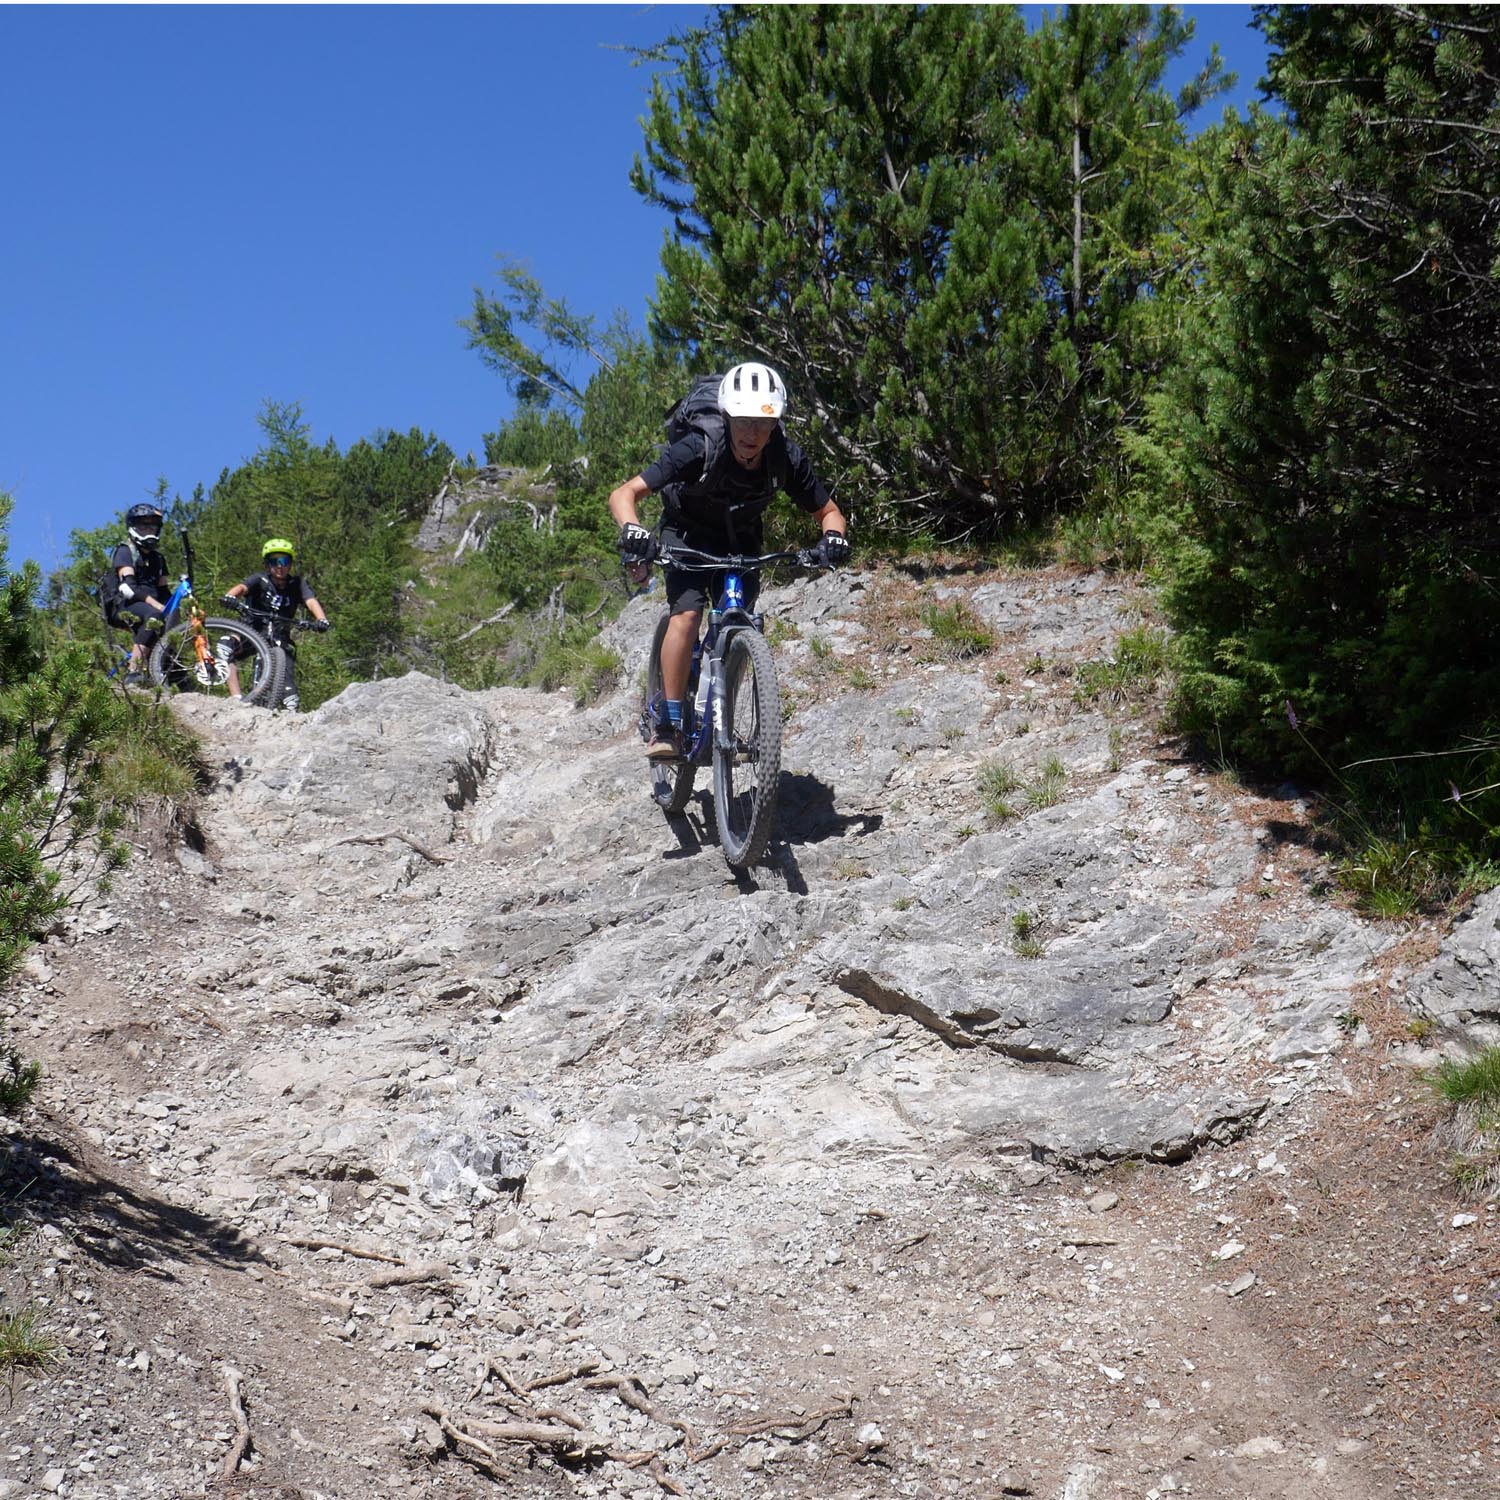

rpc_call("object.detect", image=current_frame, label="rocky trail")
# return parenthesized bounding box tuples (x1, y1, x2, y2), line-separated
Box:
(2, 562, 1496, 1500)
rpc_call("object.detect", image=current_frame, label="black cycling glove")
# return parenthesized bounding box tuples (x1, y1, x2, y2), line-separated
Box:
(618, 523, 654, 561)
(818, 532, 851, 568)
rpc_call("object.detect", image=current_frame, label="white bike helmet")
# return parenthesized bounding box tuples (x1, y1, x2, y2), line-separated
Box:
(718, 362, 787, 420)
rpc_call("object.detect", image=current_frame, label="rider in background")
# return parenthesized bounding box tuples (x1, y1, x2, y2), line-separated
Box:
(220, 538, 330, 707)
(109, 503, 171, 686)
(608, 362, 848, 760)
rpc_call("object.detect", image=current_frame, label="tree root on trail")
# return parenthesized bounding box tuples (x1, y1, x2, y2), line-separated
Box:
(330, 831, 451, 865)
(437, 1359, 722, 1494)
(282, 1235, 405, 1263)
(364, 1259, 451, 1289)
(220, 1365, 253, 1477)
(584, 1373, 726, 1463)
(890, 1229, 931, 1255)
(726, 1398, 856, 1442)
(434, 1359, 855, 1493)
(425, 1406, 607, 1452)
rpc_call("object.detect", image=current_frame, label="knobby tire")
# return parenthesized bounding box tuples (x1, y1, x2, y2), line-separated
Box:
(265, 644, 295, 711)
(713, 627, 782, 869)
(148, 617, 280, 704)
(645, 611, 696, 814)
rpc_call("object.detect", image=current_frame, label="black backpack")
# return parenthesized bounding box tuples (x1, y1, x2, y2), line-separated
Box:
(662, 373, 728, 483)
(661, 371, 791, 494)
(96, 560, 123, 627)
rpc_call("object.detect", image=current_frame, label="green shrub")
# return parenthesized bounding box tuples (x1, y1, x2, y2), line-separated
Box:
(565, 641, 622, 707)
(1011, 909, 1045, 959)
(0, 1049, 40, 1116)
(483, 402, 582, 471)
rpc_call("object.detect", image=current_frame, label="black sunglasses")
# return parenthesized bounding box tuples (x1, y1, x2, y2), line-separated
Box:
(266, 555, 292, 568)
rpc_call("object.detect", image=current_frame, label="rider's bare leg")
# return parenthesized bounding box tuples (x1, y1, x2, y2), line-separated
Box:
(661, 609, 701, 701)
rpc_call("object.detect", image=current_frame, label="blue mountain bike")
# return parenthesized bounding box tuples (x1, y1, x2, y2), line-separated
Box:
(640, 544, 825, 870)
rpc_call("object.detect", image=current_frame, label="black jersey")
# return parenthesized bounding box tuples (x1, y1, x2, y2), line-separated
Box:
(110, 542, 167, 600)
(242, 572, 316, 644)
(641, 428, 828, 551)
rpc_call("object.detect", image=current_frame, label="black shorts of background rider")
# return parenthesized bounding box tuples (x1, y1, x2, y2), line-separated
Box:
(659, 527, 761, 617)
(114, 599, 165, 649)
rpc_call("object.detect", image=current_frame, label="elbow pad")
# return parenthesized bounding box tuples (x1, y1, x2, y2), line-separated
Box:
(117, 580, 136, 602)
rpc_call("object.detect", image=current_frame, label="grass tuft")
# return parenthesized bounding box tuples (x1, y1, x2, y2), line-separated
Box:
(0, 1307, 56, 1370)
(1026, 756, 1068, 810)
(922, 602, 994, 660)
(1431, 1046, 1500, 1199)
(978, 759, 1022, 821)
(1074, 626, 1170, 707)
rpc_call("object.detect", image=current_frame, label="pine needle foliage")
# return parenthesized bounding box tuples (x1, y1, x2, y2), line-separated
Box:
(631, 4, 1227, 542)
(1137, 5, 1500, 888)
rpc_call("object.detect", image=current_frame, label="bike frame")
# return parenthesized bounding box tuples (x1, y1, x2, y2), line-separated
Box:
(160, 530, 215, 672)
(652, 545, 817, 766)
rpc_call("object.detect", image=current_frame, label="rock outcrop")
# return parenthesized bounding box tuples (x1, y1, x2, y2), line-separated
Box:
(4, 562, 1487, 1500)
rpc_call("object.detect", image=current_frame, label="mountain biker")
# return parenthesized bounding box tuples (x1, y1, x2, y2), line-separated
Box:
(109, 503, 171, 685)
(220, 538, 330, 707)
(607, 362, 848, 760)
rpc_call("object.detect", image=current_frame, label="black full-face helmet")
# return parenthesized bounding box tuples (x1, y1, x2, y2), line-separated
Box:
(126, 503, 165, 548)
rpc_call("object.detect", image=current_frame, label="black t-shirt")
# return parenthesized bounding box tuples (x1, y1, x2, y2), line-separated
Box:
(110, 543, 167, 602)
(242, 572, 315, 643)
(641, 428, 828, 550)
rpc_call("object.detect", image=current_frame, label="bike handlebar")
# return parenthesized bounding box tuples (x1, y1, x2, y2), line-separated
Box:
(650, 545, 826, 571)
(221, 600, 326, 632)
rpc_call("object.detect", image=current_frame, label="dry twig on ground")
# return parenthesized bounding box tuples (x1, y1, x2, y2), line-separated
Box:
(282, 1236, 404, 1264)
(220, 1365, 253, 1477)
(365, 1259, 450, 1290)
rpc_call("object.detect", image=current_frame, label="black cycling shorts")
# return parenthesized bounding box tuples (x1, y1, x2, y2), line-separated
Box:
(660, 526, 762, 617)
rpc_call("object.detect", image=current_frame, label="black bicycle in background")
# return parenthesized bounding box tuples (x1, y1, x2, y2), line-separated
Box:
(641, 544, 828, 871)
(218, 601, 327, 710)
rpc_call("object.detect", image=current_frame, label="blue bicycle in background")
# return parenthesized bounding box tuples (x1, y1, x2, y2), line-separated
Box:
(106, 529, 278, 702)
(640, 544, 826, 871)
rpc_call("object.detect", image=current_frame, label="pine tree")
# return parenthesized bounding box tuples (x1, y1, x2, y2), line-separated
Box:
(632, 5, 1221, 540)
(1143, 4, 1500, 816)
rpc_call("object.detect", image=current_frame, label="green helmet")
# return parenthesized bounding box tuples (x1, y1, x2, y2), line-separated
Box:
(262, 537, 296, 563)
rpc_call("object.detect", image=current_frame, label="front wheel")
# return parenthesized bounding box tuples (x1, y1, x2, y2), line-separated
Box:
(713, 627, 782, 869)
(643, 611, 696, 814)
(148, 618, 280, 703)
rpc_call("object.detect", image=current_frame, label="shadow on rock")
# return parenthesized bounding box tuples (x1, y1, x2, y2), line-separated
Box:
(1, 1120, 266, 1278)
(778, 772, 882, 846)
(654, 775, 879, 895)
(660, 794, 716, 860)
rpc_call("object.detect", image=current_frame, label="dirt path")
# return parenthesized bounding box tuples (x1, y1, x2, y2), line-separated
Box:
(6, 880, 1490, 1499)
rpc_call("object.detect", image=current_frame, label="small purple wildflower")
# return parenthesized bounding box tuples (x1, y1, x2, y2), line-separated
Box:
(1285, 700, 1299, 730)
(1449, 782, 1463, 804)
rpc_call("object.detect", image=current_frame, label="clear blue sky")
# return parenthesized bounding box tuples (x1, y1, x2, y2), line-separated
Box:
(1, 4, 1270, 575)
